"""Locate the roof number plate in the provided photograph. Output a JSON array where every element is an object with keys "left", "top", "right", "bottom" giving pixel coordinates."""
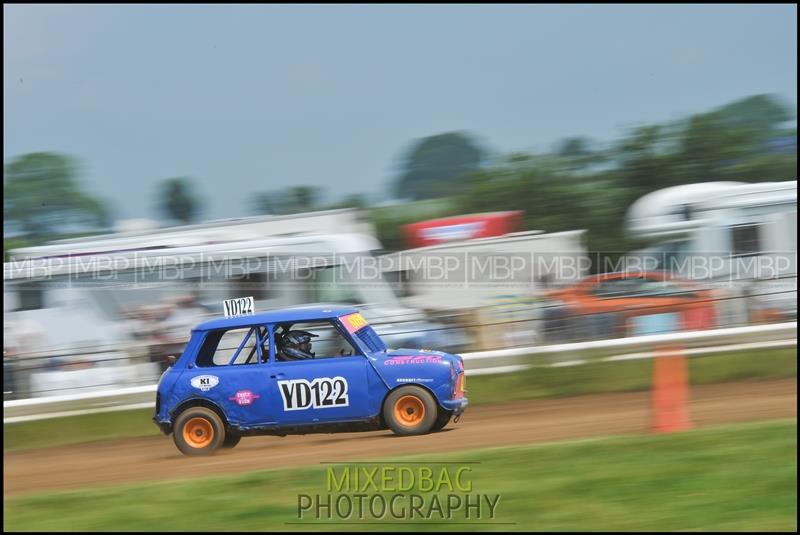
[{"left": 223, "top": 296, "right": 255, "bottom": 318}]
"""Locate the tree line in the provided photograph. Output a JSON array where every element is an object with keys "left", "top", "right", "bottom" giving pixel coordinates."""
[
  {"left": 4, "top": 94, "right": 796, "bottom": 261},
  {"left": 377, "top": 94, "right": 796, "bottom": 258}
]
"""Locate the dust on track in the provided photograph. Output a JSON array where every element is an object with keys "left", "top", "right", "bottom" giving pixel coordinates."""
[{"left": 4, "top": 378, "right": 796, "bottom": 498}]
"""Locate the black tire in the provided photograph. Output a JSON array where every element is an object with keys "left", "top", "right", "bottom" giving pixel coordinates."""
[
  {"left": 222, "top": 433, "right": 241, "bottom": 449},
  {"left": 432, "top": 410, "right": 453, "bottom": 432},
  {"left": 383, "top": 386, "right": 438, "bottom": 436},
  {"left": 173, "top": 406, "right": 226, "bottom": 456}
]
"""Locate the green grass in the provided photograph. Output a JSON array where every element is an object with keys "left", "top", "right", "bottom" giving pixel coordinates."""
[
  {"left": 4, "top": 419, "right": 796, "bottom": 531},
  {"left": 3, "top": 408, "right": 158, "bottom": 452},
  {"left": 467, "top": 348, "right": 798, "bottom": 405},
  {"left": 4, "top": 348, "right": 796, "bottom": 452}
]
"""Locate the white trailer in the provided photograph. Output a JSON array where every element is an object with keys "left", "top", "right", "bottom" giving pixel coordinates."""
[
  {"left": 380, "top": 229, "right": 588, "bottom": 311},
  {"left": 378, "top": 230, "right": 588, "bottom": 349}
]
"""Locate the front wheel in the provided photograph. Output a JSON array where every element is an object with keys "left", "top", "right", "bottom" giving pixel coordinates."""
[
  {"left": 383, "top": 386, "right": 438, "bottom": 436},
  {"left": 173, "top": 407, "right": 226, "bottom": 456},
  {"left": 432, "top": 410, "right": 453, "bottom": 432}
]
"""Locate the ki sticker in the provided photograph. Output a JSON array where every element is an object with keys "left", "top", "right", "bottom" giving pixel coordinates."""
[{"left": 190, "top": 375, "right": 219, "bottom": 391}]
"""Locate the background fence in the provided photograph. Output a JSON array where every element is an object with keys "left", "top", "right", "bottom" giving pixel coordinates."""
[{"left": 4, "top": 321, "right": 795, "bottom": 423}]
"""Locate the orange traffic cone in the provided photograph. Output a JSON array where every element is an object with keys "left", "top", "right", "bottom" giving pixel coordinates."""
[{"left": 651, "top": 345, "right": 693, "bottom": 433}]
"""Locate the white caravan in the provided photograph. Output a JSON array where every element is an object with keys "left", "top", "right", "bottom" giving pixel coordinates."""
[
  {"left": 8, "top": 208, "right": 376, "bottom": 260},
  {"left": 626, "top": 180, "right": 797, "bottom": 321}
]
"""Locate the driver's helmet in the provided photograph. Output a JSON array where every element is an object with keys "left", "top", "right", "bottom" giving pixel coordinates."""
[{"left": 281, "top": 330, "right": 319, "bottom": 360}]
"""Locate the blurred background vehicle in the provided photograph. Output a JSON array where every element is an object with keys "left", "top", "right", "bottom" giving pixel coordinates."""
[
  {"left": 628, "top": 180, "right": 797, "bottom": 323},
  {"left": 539, "top": 271, "right": 719, "bottom": 343},
  {"left": 380, "top": 212, "right": 588, "bottom": 349}
]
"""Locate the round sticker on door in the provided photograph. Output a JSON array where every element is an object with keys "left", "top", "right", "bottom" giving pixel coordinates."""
[{"left": 190, "top": 375, "right": 219, "bottom": 392}]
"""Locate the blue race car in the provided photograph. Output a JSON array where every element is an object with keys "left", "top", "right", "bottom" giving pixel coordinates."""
[{"left": 153, "top": 305, "right": 468, "bottom": 455}]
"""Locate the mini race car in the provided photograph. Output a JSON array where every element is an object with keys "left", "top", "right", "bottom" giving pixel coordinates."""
[{"left": 153, "top": 305, "right": 468, "bottom": 455}]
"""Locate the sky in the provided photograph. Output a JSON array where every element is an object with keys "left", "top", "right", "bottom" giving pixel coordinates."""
[{"left": 4, "top": 4, "right": 797, "bottom": 223}]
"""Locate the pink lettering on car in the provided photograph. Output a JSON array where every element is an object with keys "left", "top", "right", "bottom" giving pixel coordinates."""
[
  {"left": 384, "top": 355, "right": 444, "bottom": 365},
  {"left": 229, "top": 390, "right": 261, "bottom": 406}
]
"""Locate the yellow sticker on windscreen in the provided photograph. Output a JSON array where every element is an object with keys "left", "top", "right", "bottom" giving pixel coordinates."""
[{"left": 340, "top": 312, "right": 369, "bottom": 334}]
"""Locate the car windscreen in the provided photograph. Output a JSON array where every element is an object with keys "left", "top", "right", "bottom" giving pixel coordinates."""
[{"left": 339, "top": 312, "right": 387, "bottom": 352}]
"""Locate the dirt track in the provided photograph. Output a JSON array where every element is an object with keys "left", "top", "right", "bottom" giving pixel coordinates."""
[{"left": 4, "top": 378, "right": 796, "bottom": 498}]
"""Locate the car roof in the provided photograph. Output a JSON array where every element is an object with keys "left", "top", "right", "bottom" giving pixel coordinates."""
[{"left": 193, "top": 305, "right": 360, "bottom": 332}]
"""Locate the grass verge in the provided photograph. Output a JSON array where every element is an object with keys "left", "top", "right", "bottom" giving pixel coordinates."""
[{"left": 467, "top": 347, "right": 797, "bottom": 405}]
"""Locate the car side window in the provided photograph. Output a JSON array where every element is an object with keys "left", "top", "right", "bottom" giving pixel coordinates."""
[
  {"left": 591, "top": 278, "right": 696, "bottom": 299},
  {"left": 635, "top": 280, "right": 697, "bottom": 298},
  {"left": 195, "top": 326, "right": 269, "bottom": 367},
  {"left": 274, "top": 320, "right": 361, "bottom": 362},
  {"left": 591, "top": 279, "right": 643, "bottom": 298}
]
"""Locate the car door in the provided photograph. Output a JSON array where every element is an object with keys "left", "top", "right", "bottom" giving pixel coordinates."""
[
  {"left": 265, "top": 356, "right": 373, "bottom": 425},
  {"left": 263, "top": 323, "right": 372, "bottom": 426}
]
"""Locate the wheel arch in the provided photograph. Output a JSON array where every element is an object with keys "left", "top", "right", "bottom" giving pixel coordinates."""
[
  {"left": 170, "top": 398, "right": 229, "bottom": 431},
  {"left": 380, "top": 383, "right": 446, "bottom": 419}
]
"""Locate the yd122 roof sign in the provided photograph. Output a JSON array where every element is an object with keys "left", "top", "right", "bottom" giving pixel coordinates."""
[{"left": 223, "top": 296, "right": 255, "bottom": 318}]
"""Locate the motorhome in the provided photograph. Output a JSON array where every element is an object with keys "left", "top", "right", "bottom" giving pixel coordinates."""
[{"left": 626, "top": 180, "right": 797, "bottom": 322}]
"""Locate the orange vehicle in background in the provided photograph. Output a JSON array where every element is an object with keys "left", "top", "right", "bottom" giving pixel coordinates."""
[{"left": 540, "top": 271, "right": 718, "bottom": 342}]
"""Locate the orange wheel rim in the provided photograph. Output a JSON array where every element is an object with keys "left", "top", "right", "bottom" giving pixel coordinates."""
[
  {"left": 394, "top": 395, "right": 425, "bottom": 427},
  {"left": 183, "top": 417, "right": 214, "bottom": 448}
]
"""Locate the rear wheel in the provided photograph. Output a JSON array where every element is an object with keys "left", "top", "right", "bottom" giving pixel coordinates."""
[
  {"left": 383, "top": 386, "right": 438, "bottom": 436},
  {"left": 222, "top": 433, "right": 241, "bottom": 449},
  {"left": 173, "top": 407, "right": 225, "bottom": 456}
]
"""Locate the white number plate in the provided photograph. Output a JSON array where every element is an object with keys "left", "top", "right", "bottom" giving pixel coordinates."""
[{"left": 223, "top": 296, "right": 255, "bottom": 318}]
